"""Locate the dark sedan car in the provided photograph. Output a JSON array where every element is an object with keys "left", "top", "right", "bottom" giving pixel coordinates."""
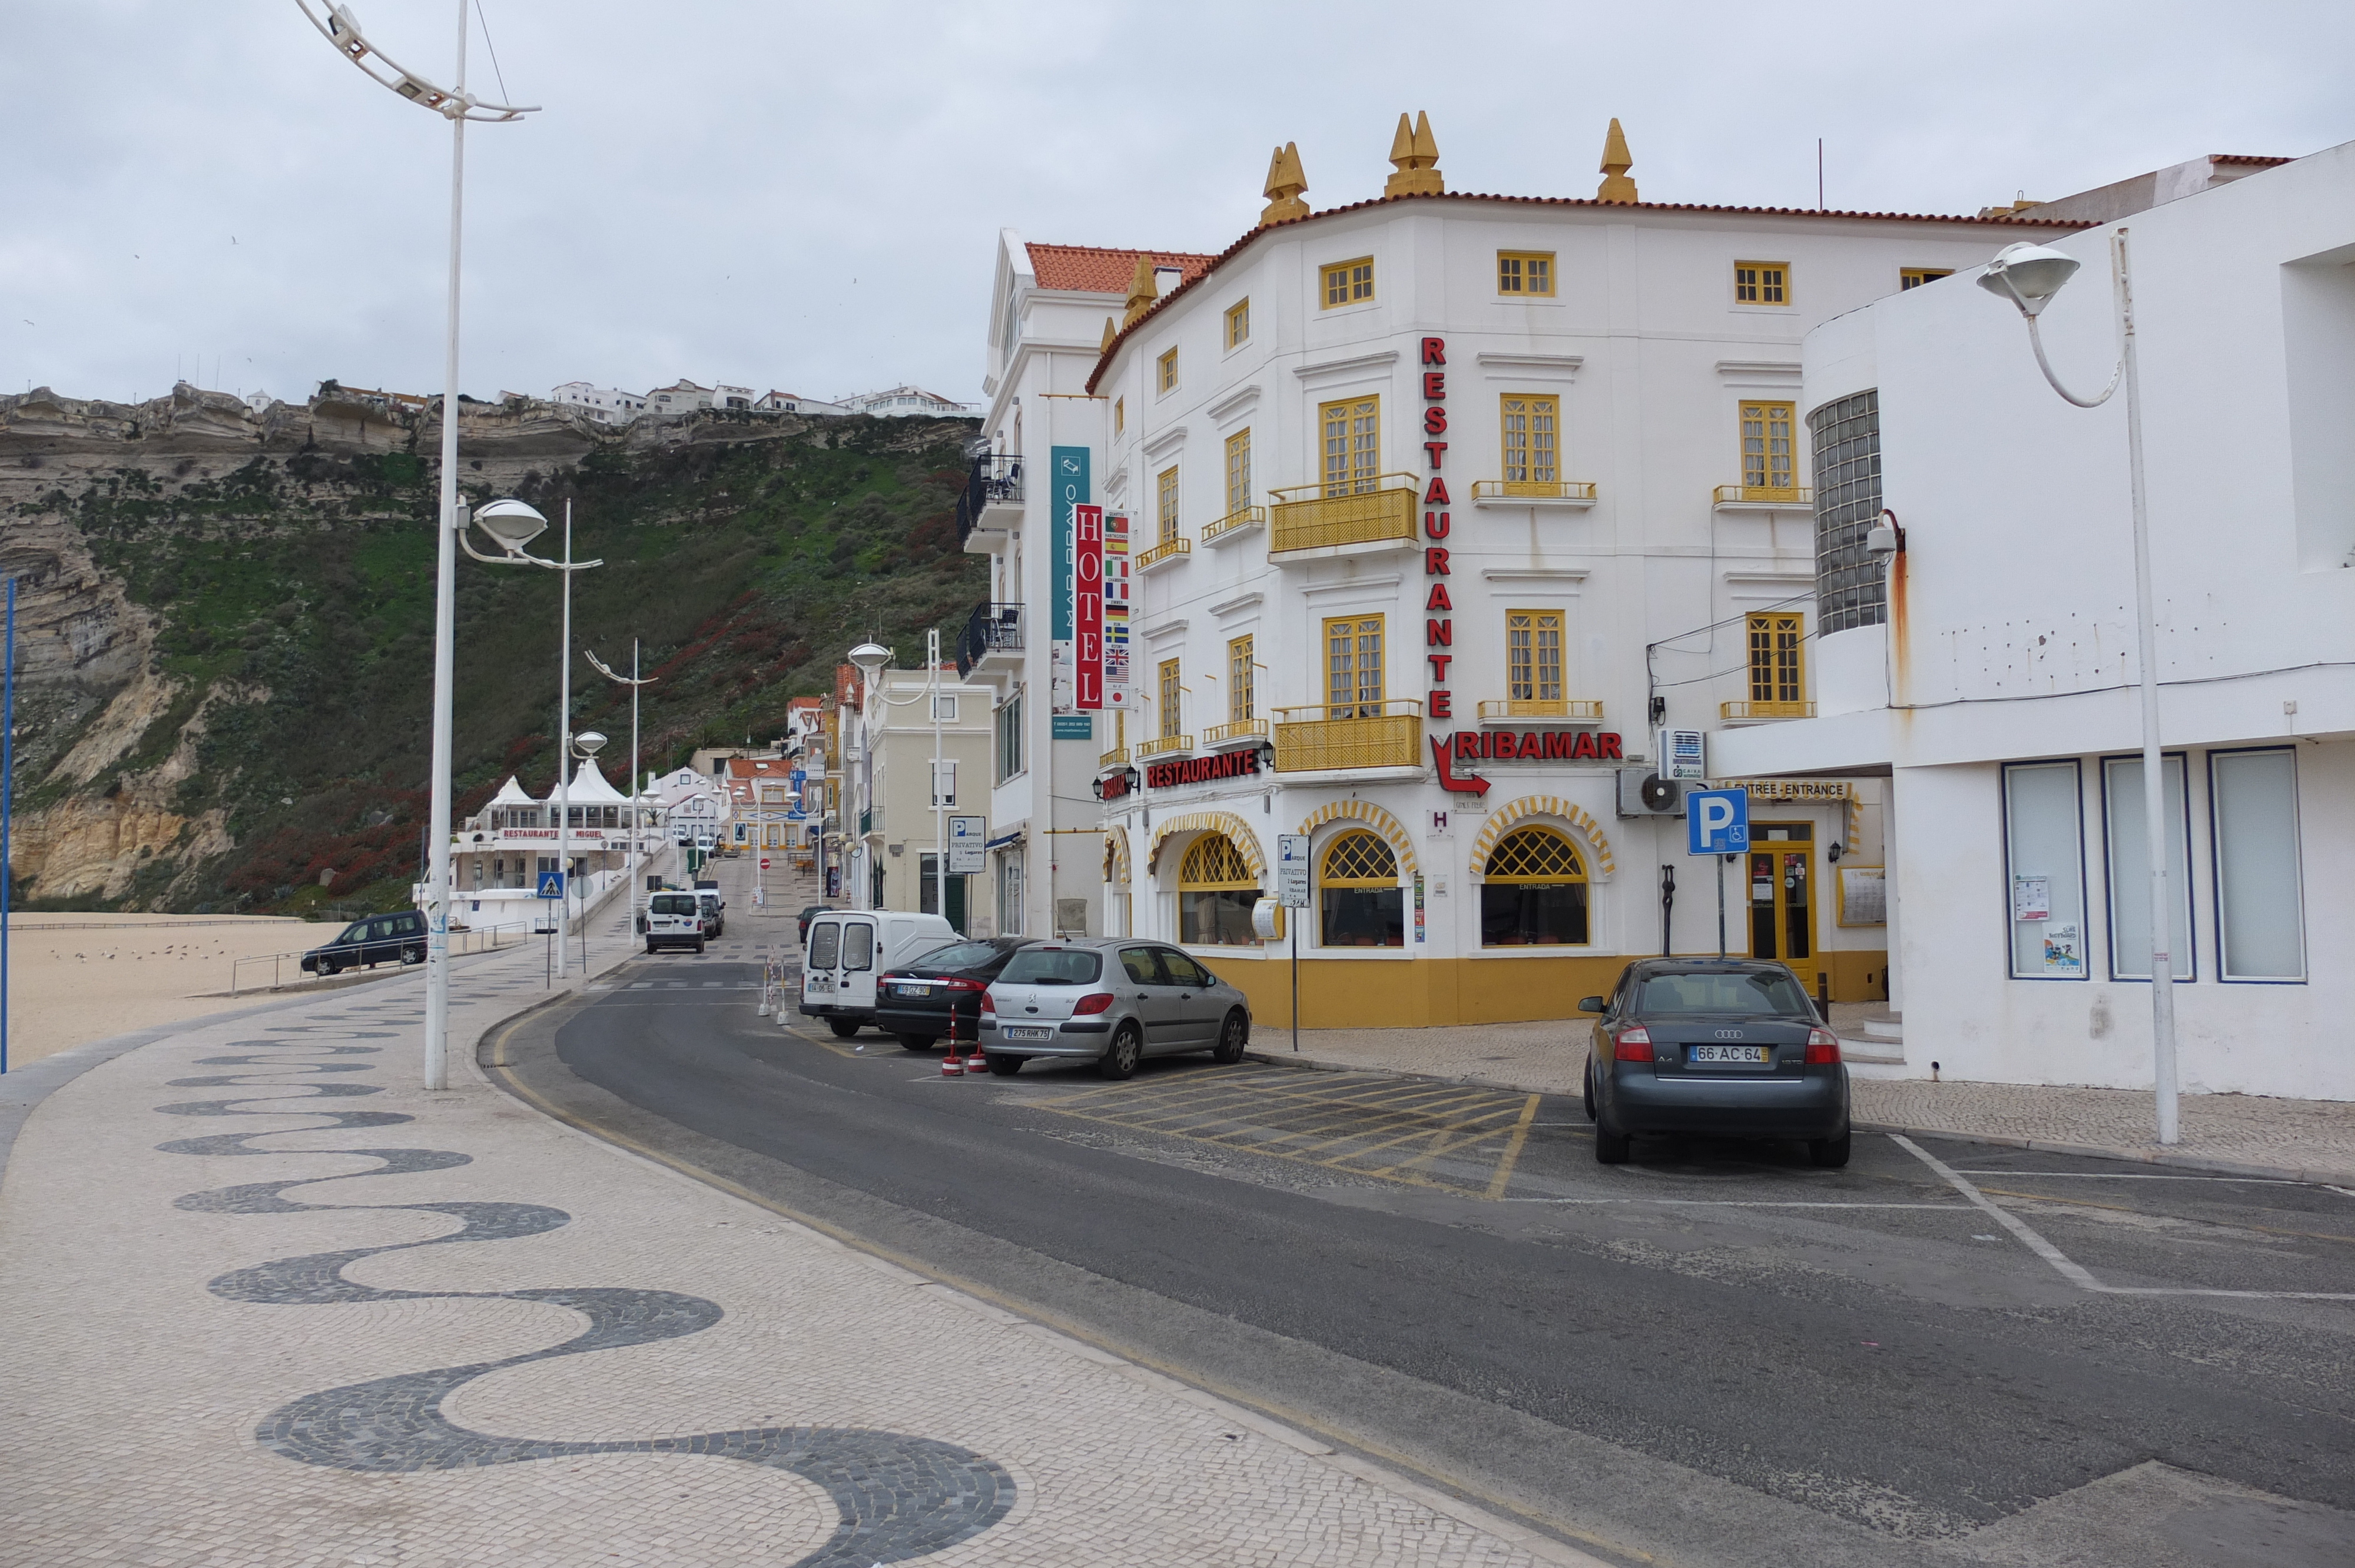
[
  {"left": 1581, "top": 958, "right": 1849, "bottom": 1167},
  {"left": 300, "top": 910, "right": 428, "bottom": 976},
  {"left": 874, "top": 937, "right": 1033, "bottom": 1051},
  {"left": 797, "top": 903, "right": 835, "bottom": 943}
]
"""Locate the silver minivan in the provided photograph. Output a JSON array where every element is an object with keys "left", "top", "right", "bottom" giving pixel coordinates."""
[{"left": 978, "top": 938, "right": 1251, "bottom": 1078}]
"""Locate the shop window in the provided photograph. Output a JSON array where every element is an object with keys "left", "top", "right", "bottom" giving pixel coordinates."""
[
  {"left": 1480, "top": 825, "right": 1589, "bottom": 946},
  {"left": 1229, "top": 634, "right": 1255, "bottom": 722},
  {"left": 1497, "top": 251, "right": 1554, "bottom": 296},
  {"left": 1741, "top": 401, "right": 1799, "bottom": 494},
  {"left": 1321, "top": 256, "right": 1375, "bottom": 308},
  {"left": 1226, "top": 298, "right": 1250, "bottom": 348},
  {"left": 1734, "top": 261, "right": 1789, "bottom": 305},
  {"left": 1319, "top": 396, "right": 1380, "bottom": 496},
  {"left": 2002, "top": 760, "right": 2087, "bottom": 979},
  {"left": 1746, "top": 612, "right": 1805, "bottom": 707},
  {"left": 2102, "top": 754, "right": 2195, "bottom": 981},
  {"left": 2210, "top": 748, "right": 2306, "bottom": 981},
  {"left": 1179, "top": 832, "right": 1261, "bottom": 945},
  {"left": 1324, "top": 614, "right": 1385, "bottom": 717},
  {"left": 1225, "top": 427, "right": 1252, "bottom": 516},
  {"left": 1157, "top": 464, "right": 1180, "bottom": 545},
  {"left": 1320, "top": 829, "right": 1402, "bottom": 947}
]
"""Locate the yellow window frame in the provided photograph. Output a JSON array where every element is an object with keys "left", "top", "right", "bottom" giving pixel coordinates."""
[
  {"left": 1323, "top": 614, "right": 1385, "bottom": 718},
  {"left": 1506, "top": 609, "right": 1564, "bottom": 703},
  {"left": 1179, "top": 832, "right": 1256, "bottom": 891},
  {"left": 1158, "top": 657, "right": 1182, "bottom": 739},
  {"left": 1225, "top": 298, "right": 1250, "bottom": 348},
  {"left": 1229, "top": 634, "right": 1255, "bottom": 722},
  {"left": 1157, "top": 347, "right": 1178, "bottom": 393},
  {"left": 1156, "top": 465, "right": 1180, "bottom": 543},
  {"left": 1321, "top": 256, "right": 1375, "bottom": 308},
  {"left": 1740, "top": 401, "right": 1797, "bottom": 494},
  {"left": 1497, "top": 250, "right": 1555, "bottom": 297},
  {"left": 1224, "top": 427, "right": 1252, "bottom": 516},
  {"left": 1900, "top": 267, "right": 1953, "bottom": 290},
  {"left": 1113, "top": 396, "right": 1124, "bottom": 436},
  {"left": 1319, "top": 829, "right": 1399, "bottom": 887},
  {"left": 1733, "top": 260, "right": 1789, "bottom": 305},
  {"left": 1746, "top": 612, "right": 1806, "bottom": 705},
  {"left": 1499, "top": 394, "right": 1558, "bottom": 488},
  {"left": 1483, "top": 825, "right": 1586, "bottom": 884},
  {"left": 1318, "top": 396, "right": 1380, "bottom": 497}
]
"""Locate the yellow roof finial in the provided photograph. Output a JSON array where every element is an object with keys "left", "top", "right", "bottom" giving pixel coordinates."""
[
  {"left": 1123, "top": 253, "right": 1158, "bottom": 327},
  {"left": 1384, "top": 110, "right": 1444, "bottom": 197},
  {"left": 1100, "top": 315, "right": 1117, "bottom": 353},
  {"left": 1597, "top": 118, "right": 1637, "bottom": 203},
  {"left": 1259, "top": 141, "right": 1309, "bottom": 227}
]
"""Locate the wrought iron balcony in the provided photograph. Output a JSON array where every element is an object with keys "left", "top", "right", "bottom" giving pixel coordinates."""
[
  {"left": 1136, "top": 534, "right": 1192, "bottom": 572},
  {"left": 1476, "top": 698, "right": 1605, "bottom": 725},
  {"left": 1202, "top": 717, "right": 1269, "bottom": 748},
  {"left": 954, "top": 600, "right": 1024, "bottom": 679},
  {"left": 1273, "top": 699, "right": 1422, "bottom": 772},
  {"left": 1201, "top": 504, "right": 1266, "bottom": 546},
  {"left": 1268, "top": 473, "right": 1419, "bottom": 557},
  {"left": 954, "top": 453, "right": 1027, "bottom": 546}
]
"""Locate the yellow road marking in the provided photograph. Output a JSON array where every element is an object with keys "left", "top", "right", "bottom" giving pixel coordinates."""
[{"left": 1484, "top": 1095, "right": 1543, "bottom": 1201}]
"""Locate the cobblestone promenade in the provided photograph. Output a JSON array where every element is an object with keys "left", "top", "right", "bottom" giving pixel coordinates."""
[{"left": 0, "top": 903, "right": 1591, "bottom": 1568}]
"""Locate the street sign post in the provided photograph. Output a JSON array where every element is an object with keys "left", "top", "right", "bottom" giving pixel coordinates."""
[
  {"left": 948, "top": 815, "right": 986, "bottom": 874},
  {"left": 1277, "top": 833, "right": 1311, "bottom": 1053},
  {"left": 536, "top": 871, "right": 566, "bottom": 900},
  {"left": 1684, "top": 789, "right": 1750, "bottom": 959}
]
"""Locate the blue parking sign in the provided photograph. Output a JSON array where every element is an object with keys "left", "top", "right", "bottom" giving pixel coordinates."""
[
  {"left": 537, "top": 871, "right": 566, "bottom": 899},
  {"left": 1686, "top": 789, "right": 1750, "bottom": 855}
]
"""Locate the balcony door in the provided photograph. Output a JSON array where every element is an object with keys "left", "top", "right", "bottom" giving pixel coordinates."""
[{"left": 1324, "top": 614, "right": 1385, "bottom": 719}]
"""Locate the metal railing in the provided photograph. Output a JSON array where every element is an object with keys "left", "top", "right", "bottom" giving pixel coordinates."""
[
  {"left": 1136, "top": 534, "right": 1192, "bottom": 570},
  {"left": 1135, "top": 733, "right": 1193, "bottom": 759},
  {"left": 954, "top": 600, "right": 1024, "bottom": 678},
  {"left": 1203, "top": 716, "right": 1269, "bottom": 747},
  {"left": 1268, "top": 472, "right": 1418, "bottom": 555},
  {"left": 1272, "top": 699, "right": 1422, "bottom": 772},
  {"left": 1201, "top": 504, "right": 1266, "bottom": 545},
  {"left": 230, "top": 923, "right": 517, "bottom": 996},
  {"left": 1470, "top": 479, "right": 1597, "bottom": 503},
  {"left": 1476, "top": 697, "right": 1606, "bottom": 722},
  {"left": 954, "top": 452, "right": 1026, "bottom": 546},
  {"left": 1720, "top": 699, "right": 1816, "bottom": 720},
  {"left": 1099, "top": 744, "right": 1131, "bottom": 768},
  {"left": 1712, "top": 484, "right": 1814, "bottom": 506}
]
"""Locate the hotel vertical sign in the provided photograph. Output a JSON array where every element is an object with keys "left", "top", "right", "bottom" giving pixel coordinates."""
[
  {"left": 1050, "top": 446, "right": 1088, "bottom": 716},
  {"left": 1073, "top": 503, "right": 1104, "bottom": 710}
]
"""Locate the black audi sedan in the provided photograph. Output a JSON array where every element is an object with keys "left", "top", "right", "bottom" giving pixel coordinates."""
[
  {"left": 1580, "top": 958, "right": 1850, "bottom": 1167},
  {"left": 874, "top": 936, "right": 1033, "bottom": 1051}
]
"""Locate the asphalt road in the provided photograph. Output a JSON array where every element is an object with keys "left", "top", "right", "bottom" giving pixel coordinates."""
[{"left": 488, "top": 945, "right": 2355, "bottom": 1568}]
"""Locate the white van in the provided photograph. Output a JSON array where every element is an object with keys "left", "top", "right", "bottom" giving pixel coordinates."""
[
  {"left": 644, "top": 890, "right": 705, "bottom": 954},
  {"left": 798, "top": 911, "right": 958, "bottom": 1038}
]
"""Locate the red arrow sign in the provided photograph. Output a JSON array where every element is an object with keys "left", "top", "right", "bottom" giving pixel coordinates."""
[{"left": 1431, "top": 736, "right": 1490, "bottom": 795}]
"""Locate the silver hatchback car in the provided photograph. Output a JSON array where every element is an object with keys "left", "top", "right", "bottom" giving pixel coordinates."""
[{"left": 979, "top": 938, "right": 1252, "bottom": 1078}]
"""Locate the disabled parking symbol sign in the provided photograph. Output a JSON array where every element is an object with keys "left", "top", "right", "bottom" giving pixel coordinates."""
[{"left": 1686, "top": 789, "right": 1750, "bottom": 855}]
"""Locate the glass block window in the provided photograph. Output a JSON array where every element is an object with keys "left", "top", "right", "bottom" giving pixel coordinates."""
[{"left": 1809, "top": 388, "right": 1885, "bottom": 633}]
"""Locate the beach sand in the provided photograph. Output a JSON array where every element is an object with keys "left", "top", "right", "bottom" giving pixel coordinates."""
[{"left": 1, "top": 913, "right": 334, "bottom": 1066}]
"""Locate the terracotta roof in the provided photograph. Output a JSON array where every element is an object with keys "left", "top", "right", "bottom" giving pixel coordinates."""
[
  {"left": 1025, "top": 243, "right": 1218, "bottom": 295},
  {"left": 1084, "top": 188, "right": 2085, "bottom": 393},
  {"left": 2210, "top": 154, "right": 2293, "bottom": 167}
]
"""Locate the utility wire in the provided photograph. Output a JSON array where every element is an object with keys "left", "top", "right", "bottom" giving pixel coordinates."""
[{"left": 473, "top": 0, "right": 512, "bottom": 105}]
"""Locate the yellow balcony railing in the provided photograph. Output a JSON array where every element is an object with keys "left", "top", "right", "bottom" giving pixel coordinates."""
[
  {"left": 1268, "top": 473, "right": 1419, "bottom": 555},
  {"left": 1713, "top": 484, "right": 1814, "bottom": 506},
  {"left": 1272, "top": 700, "right": 1422, "bottom": 772},
  {"left": 1136, "top": 534, "right": 1192, "bottom": 570},
  {"left": 1720, "top": 699, "right": 1816, "bottom": 720},
  {"left": 1135, "top": 733, "right": 1194, "bottom": 759},
  {"left": 1476, "top": 698, "right": 1606, "bottom": 723},
  {"left": 1470, "top": 479, "right": 1598, "bottom": 503},
  {"left": 1201, "top": 504, "right": 1266, "bottom": 545},
  {"left": 1202, "top": 716, "right": 1269, "bottom": 747},
  {"left": 1099, "top": 745, "right": 1130, "bottom": 768}
]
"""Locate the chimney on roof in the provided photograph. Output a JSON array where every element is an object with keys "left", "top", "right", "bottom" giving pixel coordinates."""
[
  {"left": 1261, "top": 141, "right": 1310, "bottom": 227},
  {"left": 1123, "top": 254, "right": 1159, "bottom": 327},
  {"left": 1597, "top": 118, "right": 1638, "bottom": 204},
  {"left": 1384, "top": 111, "right": 1444, "bottom": 198}
]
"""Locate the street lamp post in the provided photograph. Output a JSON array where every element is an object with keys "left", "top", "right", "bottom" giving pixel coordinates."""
[
  {"left": 570, "top": 729, "right": 608, "bottom": 972},
  {"left": 846, "top": 633, "right": 948, "bottom": 930},
  {"left": 586, "top": 642, "right": 658, "bottom": 943},
  {"left": 1979, "top": 232, "right": 2178, "bottom": 1145},
  {"left": 297, "top": 1, "right": 536, "bottom": 1090}
]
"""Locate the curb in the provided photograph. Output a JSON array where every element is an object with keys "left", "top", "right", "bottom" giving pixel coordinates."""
[{"left": 1239, "top": 1049, "right": 2355, "bottom": 1189}]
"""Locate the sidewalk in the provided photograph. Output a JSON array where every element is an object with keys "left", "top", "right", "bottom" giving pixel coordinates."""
[
  {"left": 0, "top": 874, "right": 1592, "bottom": 1566},
  {"left": 1244, "top": 1019, "right": 2355, "bottom": 1187}
]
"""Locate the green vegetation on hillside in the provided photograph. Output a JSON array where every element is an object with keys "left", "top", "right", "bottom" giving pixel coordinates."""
[{"left": 34, "top": 416, "right": 983, "bottom": 913}]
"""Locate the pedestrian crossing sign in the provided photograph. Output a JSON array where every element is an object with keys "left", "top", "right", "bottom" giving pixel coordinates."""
[{"left": 537, "top": 871, "right": 566, "bottom": 899}]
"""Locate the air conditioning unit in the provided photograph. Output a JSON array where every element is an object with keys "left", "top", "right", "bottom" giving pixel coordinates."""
[{"left": 1617, "top": 768, "right": 1687, "bottom": 818}]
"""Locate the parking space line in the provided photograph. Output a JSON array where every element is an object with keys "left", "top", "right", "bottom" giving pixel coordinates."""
[{"left": 1484, "top": 1097, "right": 1542, "bottom": 1200}]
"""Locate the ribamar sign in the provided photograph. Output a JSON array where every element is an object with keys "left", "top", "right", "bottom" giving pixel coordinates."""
[{"left": 1430, "top": 730, "right": 1624, "bottom": 795}]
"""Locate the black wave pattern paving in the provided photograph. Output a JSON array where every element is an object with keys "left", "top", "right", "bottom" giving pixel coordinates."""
[{"left": 157, "top": 1036, "right": 1015, "bottom": 1567}]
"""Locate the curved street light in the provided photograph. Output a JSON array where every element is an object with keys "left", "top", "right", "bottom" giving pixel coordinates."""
[
  {"left": 844, "top": 634, "right": 953, "bottom": 930},
  {"left": 586, "top": 646, "right": 659, "bottom": 939},
  {"left": 296, "top": 0, "right": 538, "bottom": 1090},
  {"left": 1981, "top": 229, "right": 2177, "bottom": 1144}
]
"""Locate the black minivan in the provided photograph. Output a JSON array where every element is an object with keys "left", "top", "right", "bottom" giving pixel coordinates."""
[{"left": 300, "top": 911, "right": 429, "bottom": 976}]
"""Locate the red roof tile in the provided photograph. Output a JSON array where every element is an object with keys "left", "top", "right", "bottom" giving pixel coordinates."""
[{"left": 1025, "top": 243, "right": 1218, "bottom": 295}]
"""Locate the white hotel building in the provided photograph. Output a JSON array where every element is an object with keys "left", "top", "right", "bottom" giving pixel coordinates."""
[
  {"left": 959, "top": 120, "right": 2084, "bottom": 1028},
  {"left": 1718, "top": 141, "right": 2352, "bottom": 1099}
]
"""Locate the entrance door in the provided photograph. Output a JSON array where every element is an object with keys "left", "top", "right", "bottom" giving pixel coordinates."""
[
  {"left": 1746, "top": 822, "right": 1819, "bottom": 995},
  {"left": 919, "top": 855, "right": 968, "bottom": 934}
]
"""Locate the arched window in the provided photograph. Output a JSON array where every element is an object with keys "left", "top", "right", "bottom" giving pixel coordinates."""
[
  {"left": 1320, "top": 829, "right": 1402, "bottom": 947},
  {"left": 1178, "top": 833, "right": 1260, "bottom": 945},
  {"left": 1480, "top": 825, "right": 1588, "bottom": 946}
]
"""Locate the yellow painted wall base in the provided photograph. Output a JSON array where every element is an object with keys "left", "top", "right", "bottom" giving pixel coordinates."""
[{"left": 1196, "top": 949, "right": 1890, "bottom": 1029}]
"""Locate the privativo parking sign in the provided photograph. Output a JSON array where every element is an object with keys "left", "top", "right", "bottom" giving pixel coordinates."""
[{"left": 1685, "top": 789, "right": 1750, "bottom": 855}]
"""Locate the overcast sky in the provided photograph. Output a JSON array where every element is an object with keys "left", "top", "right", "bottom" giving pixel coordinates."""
[{"left": 5, "top": 1, "right": 2349, "bottom": 411}]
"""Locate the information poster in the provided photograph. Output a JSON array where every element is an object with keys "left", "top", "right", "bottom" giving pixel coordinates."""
[
  {"left": 2042, "top": 922, "right": 2082, "bottom": 975},
  {"left": 2012, "top": 876, "right": 2051, "bottom": 923}
]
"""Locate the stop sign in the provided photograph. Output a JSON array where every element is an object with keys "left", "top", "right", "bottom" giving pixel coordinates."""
[{"left": 760, "top": 858, "right": 771, "bottom": 870}]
